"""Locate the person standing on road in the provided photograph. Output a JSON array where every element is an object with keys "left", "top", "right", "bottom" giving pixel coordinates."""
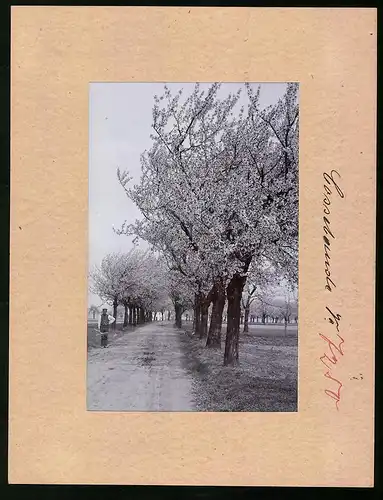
[{"left": 97, "top": 308, "right": 116, "bottom": 348}]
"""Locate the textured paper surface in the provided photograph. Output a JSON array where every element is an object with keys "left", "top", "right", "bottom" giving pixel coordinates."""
[{"left": 10, "top": 7, "right": 376, "bottom": 486}]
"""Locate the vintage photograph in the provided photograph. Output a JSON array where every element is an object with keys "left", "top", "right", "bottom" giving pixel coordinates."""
[{"left": 87, "top": 82, "right": 299, "bottom": 412}]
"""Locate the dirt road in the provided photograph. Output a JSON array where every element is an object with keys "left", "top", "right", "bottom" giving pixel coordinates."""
[{"left": 87, "top": 322, "right": 195, "bottom": 411}]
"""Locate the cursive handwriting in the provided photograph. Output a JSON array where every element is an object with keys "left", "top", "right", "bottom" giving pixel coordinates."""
[
  {"left": 320, "top": 169, "right": 345, "bottom": 410},
  {"left": 325, "top": 306, "right": 341, "bottom": 332},
  {"left": 322, "top": 170, "right": 344, "bottom": 292},
  {"left": 320, "top": 307, "right": 344, "bottom": 410}
]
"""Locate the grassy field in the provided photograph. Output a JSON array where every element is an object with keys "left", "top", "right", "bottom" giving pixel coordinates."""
[{"left": 180, "top": 323, "right": 298, "bottom": 412}]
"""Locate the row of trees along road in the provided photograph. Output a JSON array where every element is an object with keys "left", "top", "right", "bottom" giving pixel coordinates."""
[
  {"left": 107, "top": 82, "right": 298, "bottom": 366},
  {"left": 89, "top": 250, "right": 297, "bottom": 334},
  {"left": 90, "top": 250, "right": 172, "bottom": 329}
]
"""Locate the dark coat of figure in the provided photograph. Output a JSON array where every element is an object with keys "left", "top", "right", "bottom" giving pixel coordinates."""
[{"left": 98, "top": 308, "right": 116, "bottom": 348}]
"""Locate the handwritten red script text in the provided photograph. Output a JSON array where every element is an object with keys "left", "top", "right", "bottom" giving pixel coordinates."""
[{"left": 320, "top": 307, "right": 344, "bottom": 410}]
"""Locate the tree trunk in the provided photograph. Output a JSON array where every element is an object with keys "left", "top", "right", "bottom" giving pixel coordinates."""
[
  {"left": 199, "top": 301, "right": 209, "bottom": 339},
  {"left": 112, "top": 296, "right": 118, "bottom": 330},
  {"left": 174, "top": 304, "right": 182, "bottom": 328},
  {"left": 128, "top": 305, "right": 133, "bottom": 325},
  {"left": 284, "top": 318, "right": 288, "bottom": 336},
  {"left": 193, "top": 293, "right": 202, "bottom": 336},
  {"left": 167, "top": 311, "right": 171, "bottom": 321},
  {"left": 206, "top": 280, "right": 226, "bottom": 348},
  {"left": 123, "top": 302, "right": 129, "bottom": 328},
  {"left": 161, "top": 311, "right": 164, "bottom": 321},
  {"left": 224, "top": 273, "right": 247, "bottom": 366},
  {"left": 132, "top": 307, "right": 137, "bottom": 326},
  {"left": 243, "top": 304, "right": 250, "bottom": 333}
]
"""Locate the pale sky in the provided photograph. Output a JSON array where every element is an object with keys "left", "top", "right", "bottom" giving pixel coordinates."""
[{"left": 88, "top": 82, "right": 288, "bottom": 307}]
